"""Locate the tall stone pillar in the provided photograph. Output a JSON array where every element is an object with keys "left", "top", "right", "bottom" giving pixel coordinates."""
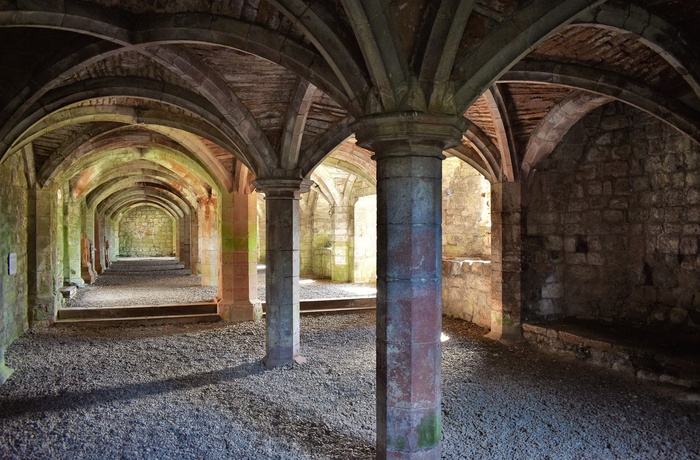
[
  {"left": 486, "top": 181, "right": 524, "bottom": 343},
  {"left": 198, "top": 199, "right": 218, "bottom": 287},
  {"left": 219, "top": 190, "right": 262, "bottom": 322},
  {"left": 355, "top": 113, "right": 465, "bottom": 459},
  {"left": 64, "top": 197, "right": 84, "bottom": 286},
  {"left": 28, "top": 189, "right": 58, "bottom": 325},
  {"left": 254, "top": 178, "right": 312, "bottom": 368},
  {"left": 331, "top": 205, "right": 353, "bottom": 282}
]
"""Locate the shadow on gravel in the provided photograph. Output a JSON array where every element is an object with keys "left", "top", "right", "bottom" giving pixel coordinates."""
[{"left": 0, "top": 362, "right": 265, "bottom": 419}]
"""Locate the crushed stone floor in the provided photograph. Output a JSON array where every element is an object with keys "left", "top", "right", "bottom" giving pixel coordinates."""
[
  {"left": 2, "top": 258, "right": 699, "bottom": 459},
  {"left": 66, "top": 257, "right": 376, "bottom": 308}
]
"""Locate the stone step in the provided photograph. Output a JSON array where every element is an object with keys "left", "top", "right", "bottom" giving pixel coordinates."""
[
  {"left": 57, "top": 302, "right": 218, "bottom": 320},
  {"left": 262, "top": 297, "right": 376, "bottom": 315},
  {"left": 54, "top": 313, "right": 221, "bottom": 328},
  {"left": 523, "top": 321, "right": 700, "bottom": 390}
]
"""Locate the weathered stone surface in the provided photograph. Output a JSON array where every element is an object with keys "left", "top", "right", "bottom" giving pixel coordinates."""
[
  {"left": 525, "top": 103, "right": 700, "bottom": 331},
  {"left": 118, "top": 206, "right": 175, "bottom": 257}
]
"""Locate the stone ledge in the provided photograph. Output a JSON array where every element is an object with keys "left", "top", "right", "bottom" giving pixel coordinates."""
[
  {"left": 59, "top": 286, "right": 78, "bottom": 299},
  {"left": 523, "top": 320, "right": 700, "bottom": 390}
]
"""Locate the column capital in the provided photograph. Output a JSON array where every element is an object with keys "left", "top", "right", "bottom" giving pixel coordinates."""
[
  {"left": 352, "top": 112, "right": 467, "bottom": 160},
  {"left": 253, "top": 178, "right": 314, "bottom": 199}
]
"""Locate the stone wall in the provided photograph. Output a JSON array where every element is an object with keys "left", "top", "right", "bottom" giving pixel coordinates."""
[
  {"left": 0, "top": 153, "right": 29, "bottom": 353},
  {"left": 118, "top": 206, "right": 175, "bottom": 257},
  {"left": 299, "top": 193, "right": 314, "bottom": 275},
  {"left": 442, "top": 259, "right": 491, "bottom": 328},
  {"left": 525, "top": 102, "right": 700, "bottom": 331},
  {"left": 353, "top": 194, "right": 376, "bottom": 283},
  {"left": 311, "top": 196, "right": 332, "bottom": 278},
  {"left": 441, "top": 158, "right": 492, "bottom": 325},
  {"left": 442, "top": 157, "right": 491, "bottom": 258},
  {"left": 257, "top": 193, "right": 266, "bottom": 264}
]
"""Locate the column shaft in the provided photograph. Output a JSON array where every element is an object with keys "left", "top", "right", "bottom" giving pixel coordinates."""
[
  {"left": 255, "top": 179, "right": 311, "bottom": 368},
  {"left": 376, "top": 154, "right": 443, "bottom": 459},
  {"left": 219, "top": 191, "right": 262, "bottom": 321},
  {"left": 486, "top": 181, "right": 524, "bottom": 343},
  {"left": 354, "top": 113, "right": 465, "bottom": 460}
]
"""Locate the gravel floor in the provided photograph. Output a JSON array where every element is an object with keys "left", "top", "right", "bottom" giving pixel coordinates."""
[
  {"left": 67, "top": 258, "right": 376, "bottom": 308},
  {"left": 1, "top": 316, "right": 699, "bottom": 459}
]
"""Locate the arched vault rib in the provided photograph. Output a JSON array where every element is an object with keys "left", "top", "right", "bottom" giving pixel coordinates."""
[
  {"left": 445, "top": 145, "right": 495, "bottom": 183},
  {"left": 85, "top": 165, "right": 196, "bottom": 209},
  {"left": 75, "top": 168, "right": 201, "bottom": 210},
  {"left": 453, "top": 0, "right": 608, "bottom": 112},
  {"left": 502, "top": 60, "right": 700, "bottom": 145},
  {"left": 50, "top": 136, "right": 216, "bottom": 200},
  {"left": 482, "top": 86, "right": 517, "bottom": 182},
  {"left": 130, "top": 15, "right": 350, "bottom": 111},
  {"left": 310, "top": 166, "right": 342, "bottom": 207},
  {"left": 463, "top": 119, "right": 502, "bottom": 182},
  {"left": 56, "top": 147, "right": 216, "bottom": 205},
  {"left": 0, "top": 41, "right": 123, "bottom": 137},
  {"left": 114, "top": 202, "right": 181, "bottom": 224},
  {"left": 279, "top": 78, "right": 317, "bottom": 172},
  {"left": 415, "top": 0, "right": 474, "bottom": 111},
  {"left": 299, "top": 117, "right": 355, "bottom": 177},
  {"left": 40, "top": 123, "right": 231, "bottom": 192},
  {"left": 104, "top": 193, "right": 184, "bottom": 222},
  {"left": 0, "top": 7, "right": 350, "bottom": 110},
  {"left": 267, "top": 0, "right": 369, "bottom": 113},
  {"left": 522, "top": 91, "right": 612, "bottom": 181},
  {"left": 94, "top": 179, "right": 192, "bottom": 217},
  {"left": 1, "top": 77, "right": 253, "bottom": 175},
  {"left": 24, "top": 104, "right": 241, "bottom": 183},
  {"left": 341, "top": 0, "right": 410, "bottom": 111},
  {"left": 574, "top": 3, "right": 700, "bottom": 106},
  {"left": 140, "top": 44, "right": 277, "bottom": 177}
]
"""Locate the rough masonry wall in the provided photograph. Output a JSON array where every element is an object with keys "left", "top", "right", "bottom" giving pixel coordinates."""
[
  {"left": 257, "top": 194, "right": 266, "bottom": 264},
  {"left": 353, "top": 194, "right": 376, "bottom": 283},
  {"left": 118, "top": 207, "right": 175, "bottom": 257},
  {"left": 0, "top": 153, "right": 29, "bottom": 351},
  {"left": 525, "top": 102, "right": 700, "bottom": 331},
  {"left": 442, "top": 157, "right": 491, "bottom": 259},
  {"left": 441, "top": 158, "right": 492, "bottom": 326},
  {"left": 299, "top": 193, "right": 314, "bottom": 275},
  {"left": 310, "top": 197, "right": 332, "bottom": 278}
]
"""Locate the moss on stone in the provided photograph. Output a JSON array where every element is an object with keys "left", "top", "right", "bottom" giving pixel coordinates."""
[{"left": 417, "top": 411, "right": 442, "bottom": 448}]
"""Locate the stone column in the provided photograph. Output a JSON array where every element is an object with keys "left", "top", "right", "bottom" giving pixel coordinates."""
[
  {"left": 198, "top": 198, "right": 218, "bottom": 287},
  {"left": 486, "top": 181, "right": 524, "bottom": 343},
  {"left": 64, "top": 197, "right": 84, "bottom": 286},
  {"left": 28, "top": 189, "right": 58, "bottom": 325},
  {"left": 254, "top": 178, "right": 312, "bottom": 368},
  {"left": 331, "top": 205, "right": 353, "bottom": 282},
  {"left": 355, "top": 113, "right": 465, "bottom": 459},
  {"left": 219, "top": 190, "right": 262, "bottom": 322}
]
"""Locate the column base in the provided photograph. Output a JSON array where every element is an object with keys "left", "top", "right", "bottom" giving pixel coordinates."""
[
  {"left": 67, "top": 277, "right": 85, "bottom": 287},
  {"left": 263, "top": 355, "right": 307, "bottom": 369},
  {"left": 485, "top": 324, "right": 524, "bottom": 344},
  {"left": 218, "top": 300, "right": 263, "bottom": 322},
  {"left": 0, "top": 349, "right": 13, "bottom": 385},
  {"left": 385, "top": 446, "right": 441, "bottom": 460}
]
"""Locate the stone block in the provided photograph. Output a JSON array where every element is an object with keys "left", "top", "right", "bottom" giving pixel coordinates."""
[
  {"left": 680, "top": 237, "right": 698, "bottom": 255},
  {"left": 657, "top": 235, "right": 680, "bottom": 253}
]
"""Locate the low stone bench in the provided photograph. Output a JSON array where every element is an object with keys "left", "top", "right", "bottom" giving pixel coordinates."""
[{"left": 523, "top": 320, "right": 700, "bottom": 390}]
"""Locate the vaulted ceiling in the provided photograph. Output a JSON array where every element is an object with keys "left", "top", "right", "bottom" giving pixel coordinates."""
[{"left": 0, "top": 0, "right": 698, "bottom": 218}]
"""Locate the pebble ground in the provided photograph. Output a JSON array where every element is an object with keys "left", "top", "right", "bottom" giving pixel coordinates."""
[{"left": 3, "top": 259, "right": 699, "bottom": 459}]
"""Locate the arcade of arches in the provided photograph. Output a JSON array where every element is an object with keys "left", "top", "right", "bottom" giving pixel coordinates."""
[{"left": 1, "top": 1, "right": 699, "bottom": 458}]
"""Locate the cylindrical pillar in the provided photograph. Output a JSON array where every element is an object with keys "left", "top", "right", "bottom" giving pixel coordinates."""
[
  {"left": 355, "top": 113, "right": 465, "bottom": 459},
  {"left": 254, "top": 178, "right": 312, "bottom": 368}
]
